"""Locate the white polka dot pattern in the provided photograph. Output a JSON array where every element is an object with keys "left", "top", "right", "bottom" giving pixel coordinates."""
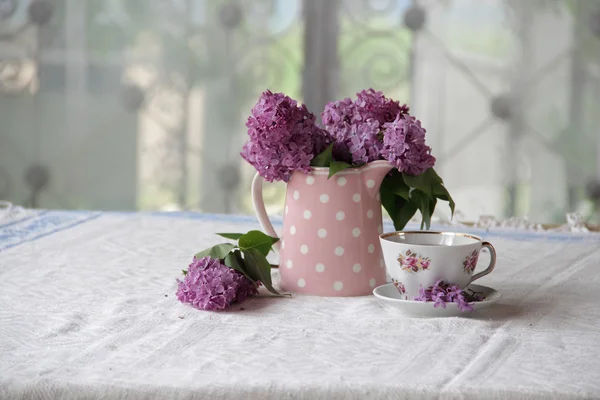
[{"left": 277, "top": 167, "right": 388, "bottom": 296}]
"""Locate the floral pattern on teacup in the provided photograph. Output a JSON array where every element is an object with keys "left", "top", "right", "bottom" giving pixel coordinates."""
[
  {"left": 397, "top": 250, "right": 431, "bottom": 273},
  {"left": 393, "top": 279, "right": 406, "bottom": 294},
  {"left": 392, "top": 279, "right": 408, "bottom": 300},
  {"left": 463, "top": 250, "right": 479, "bottom": 273}
]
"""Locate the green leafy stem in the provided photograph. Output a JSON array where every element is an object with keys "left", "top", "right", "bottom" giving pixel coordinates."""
[
  {"left": 184, "top": 230, "right": 288, "bottom": 297},
  {"left": 381, "top": 168, "right": 455, "bottom": 231},
  {"left": 310, "top": 143, "right": 455, "bottom": 231}
]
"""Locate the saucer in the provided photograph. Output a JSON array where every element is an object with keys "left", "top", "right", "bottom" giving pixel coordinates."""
[{"left": 372, "top": 283, "right": 501, "bottom": 318}]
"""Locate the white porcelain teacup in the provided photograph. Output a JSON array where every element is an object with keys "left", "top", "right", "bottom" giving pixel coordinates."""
[{"left": 379, "top": 231, "right": 496, "bottom": 300}]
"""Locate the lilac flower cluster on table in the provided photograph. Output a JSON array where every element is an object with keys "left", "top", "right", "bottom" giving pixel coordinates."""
[
  {"left": 241, "top": 88, "right": 436, "bottom": 182},
  {"left": 414, "top": 280, "right": 485, "bottom": 312},
  {"left": 176, "top": 256, "right": 258, "bottom": 311}
]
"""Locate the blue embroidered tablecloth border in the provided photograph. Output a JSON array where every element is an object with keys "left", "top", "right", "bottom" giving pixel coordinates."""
[{"left": 1, "top": 210, "right": 599, "bottom": 253}]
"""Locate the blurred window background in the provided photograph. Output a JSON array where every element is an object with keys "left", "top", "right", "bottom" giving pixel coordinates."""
[{"left": 1, "top": 0, "right": 599, "bottom": 224}]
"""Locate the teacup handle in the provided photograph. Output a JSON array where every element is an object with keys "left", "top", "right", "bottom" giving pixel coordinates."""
[
  {"left": 468, "top": 242, "right": 496, "bottom": 284},
  {"left": 251, "top": 173, "right": 280, "bottom": 254}
]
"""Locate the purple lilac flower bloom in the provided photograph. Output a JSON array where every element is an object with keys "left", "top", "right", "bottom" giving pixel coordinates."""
[
  {"left": 347, "top": 119, "right": 382, "bottom": 164},
  {"left": 413, "top": 280, "right": 484, "bottom": 312},
  {"left": 354, "top": 89, "right": 409, "bottom": 126},
  {"left": 321, "top": 89, "right": 409, "bottom": 165},
  {"left": 321, "top": 97, "right": 357, "bottom": 163},
  {"left": 381, "top": 114, "right": 436, "bottom": 175},
  {"left": 241, "top": 90, "right": 331, "bottom": 182},
  {"left": 176, "top": 256, "right": 258, "bottom": 311}
]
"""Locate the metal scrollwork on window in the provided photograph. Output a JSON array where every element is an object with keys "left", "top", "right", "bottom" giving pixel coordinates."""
[
  {"left": 219, "top": 2, "right": 243, "bottom": 29},
  {"left": 338, "top": 1, "right": 411, "bottom": 96},
  {"left": 28, "top": 0, "right": 54, "bottom": 26},
  {"left": 0, "top": 0, "right": 17, "bottom": 21},
  {"left": 403, "top": 5, "right": 426, "bottom": 32},
  {"left": 0, "top": 59, "right": 36, "bottom": 93}
]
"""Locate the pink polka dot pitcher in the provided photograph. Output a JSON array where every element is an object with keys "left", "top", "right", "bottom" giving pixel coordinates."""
[{"left": 251, "top": 160, "right": 394, "bottom": 296}]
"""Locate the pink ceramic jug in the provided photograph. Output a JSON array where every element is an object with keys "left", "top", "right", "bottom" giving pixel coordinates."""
[{"left": 251, "top": 160, "right": 394, "bottom": 296}]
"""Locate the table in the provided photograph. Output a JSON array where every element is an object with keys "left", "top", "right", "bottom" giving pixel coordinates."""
[{"left": 1, "top": 210, "right": 600, "bottom": 400}]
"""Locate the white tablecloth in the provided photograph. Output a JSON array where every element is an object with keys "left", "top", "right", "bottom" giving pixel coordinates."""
[{"left": 1, "top": 210, "right": 600, "bottom": 400}]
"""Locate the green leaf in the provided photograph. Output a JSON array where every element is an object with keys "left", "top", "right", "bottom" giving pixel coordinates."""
[
  {"left": 182, "top": 269, "right": 187, "bottom": 276},
  {"left": 216, "top": 233, "right": 244, "bottom": 241},
  {"left": 410, "top": 190, "right": 432, "bottom": 230},
  {"left": 395, "top": 198, "right": 419, "bottom": 231},
  {"left": 381, "top": 170, "right": 410, "bottom": 200},
  {"left": 410, "top": 189, "right": 430, "bottom": 230},
  {"left": 402, "top": 168, "right": 441, "bottom": 195},
  {"left": 381, "top": 168, "right": 450, "bottom": 230},
  {"left": 328, "top": 161, "right": 353, "bottom": 178},
  {"left": 402, "top": 167, "right": 454, "bottom": 224},
  {"left": 428, "top": 197, "right": 437, "bottom": 230},
  {"left": 381, "top": 190, "right": 420, "bottom": 231},
  {"left": 194, "top": 243, "right": 235, "bottom": 260},
  {"left": 380, "top": 188, "right": 397, "bottom": 222},
  {"left": 381, "top": 169, "right": 419, "bottom": 231},
  {"left": 238, "top": 230, "right": 279, "bottom": 257},
  {"left": 242, "top": 248, "right": 288, "bottom": 296},
  {"left": 433, "top": 181, "right": 455, "bottom": 217},
  {"left": 426, "top": 168, "right": 444, "bottom": 184},
  {"left": 224, "top": 250, "right": 252, "bottom": 281},
  {"left": 310, "top": 142, "right": 334, "bottom": 167}
]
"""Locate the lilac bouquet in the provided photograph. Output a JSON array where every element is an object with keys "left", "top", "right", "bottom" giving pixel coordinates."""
[
  {"left": 414, "top": 280, "right": 485, "bottom": 312},
  {"left": 241, "top": 89, "right": 454, "bottom": 230}
]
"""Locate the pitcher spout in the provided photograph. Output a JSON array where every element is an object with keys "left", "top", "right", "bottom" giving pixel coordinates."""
[{"left": 361, "top": 160, "right": 394, "bottom": 192}]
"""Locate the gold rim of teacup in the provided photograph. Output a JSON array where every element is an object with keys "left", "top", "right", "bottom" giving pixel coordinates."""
[{"left": 379, "top": 231, "right": 482, "bottom": 246}]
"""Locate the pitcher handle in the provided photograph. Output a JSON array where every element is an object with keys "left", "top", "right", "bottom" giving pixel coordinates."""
[{"left": 251, "top": 173, "right": 280, "bottom": 253}]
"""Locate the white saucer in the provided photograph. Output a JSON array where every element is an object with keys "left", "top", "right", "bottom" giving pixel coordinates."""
[{"left": 373, "top": 283, "right": 501, "bottom": 318}]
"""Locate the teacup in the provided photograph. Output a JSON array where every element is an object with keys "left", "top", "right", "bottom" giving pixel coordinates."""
[{"left": 379, "top": 231, "right": 496, "bottom": 300}]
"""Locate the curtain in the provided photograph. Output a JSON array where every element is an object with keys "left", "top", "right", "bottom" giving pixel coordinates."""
[{"left": 0, "top": 0, "right": 598, "bottom": 224}]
